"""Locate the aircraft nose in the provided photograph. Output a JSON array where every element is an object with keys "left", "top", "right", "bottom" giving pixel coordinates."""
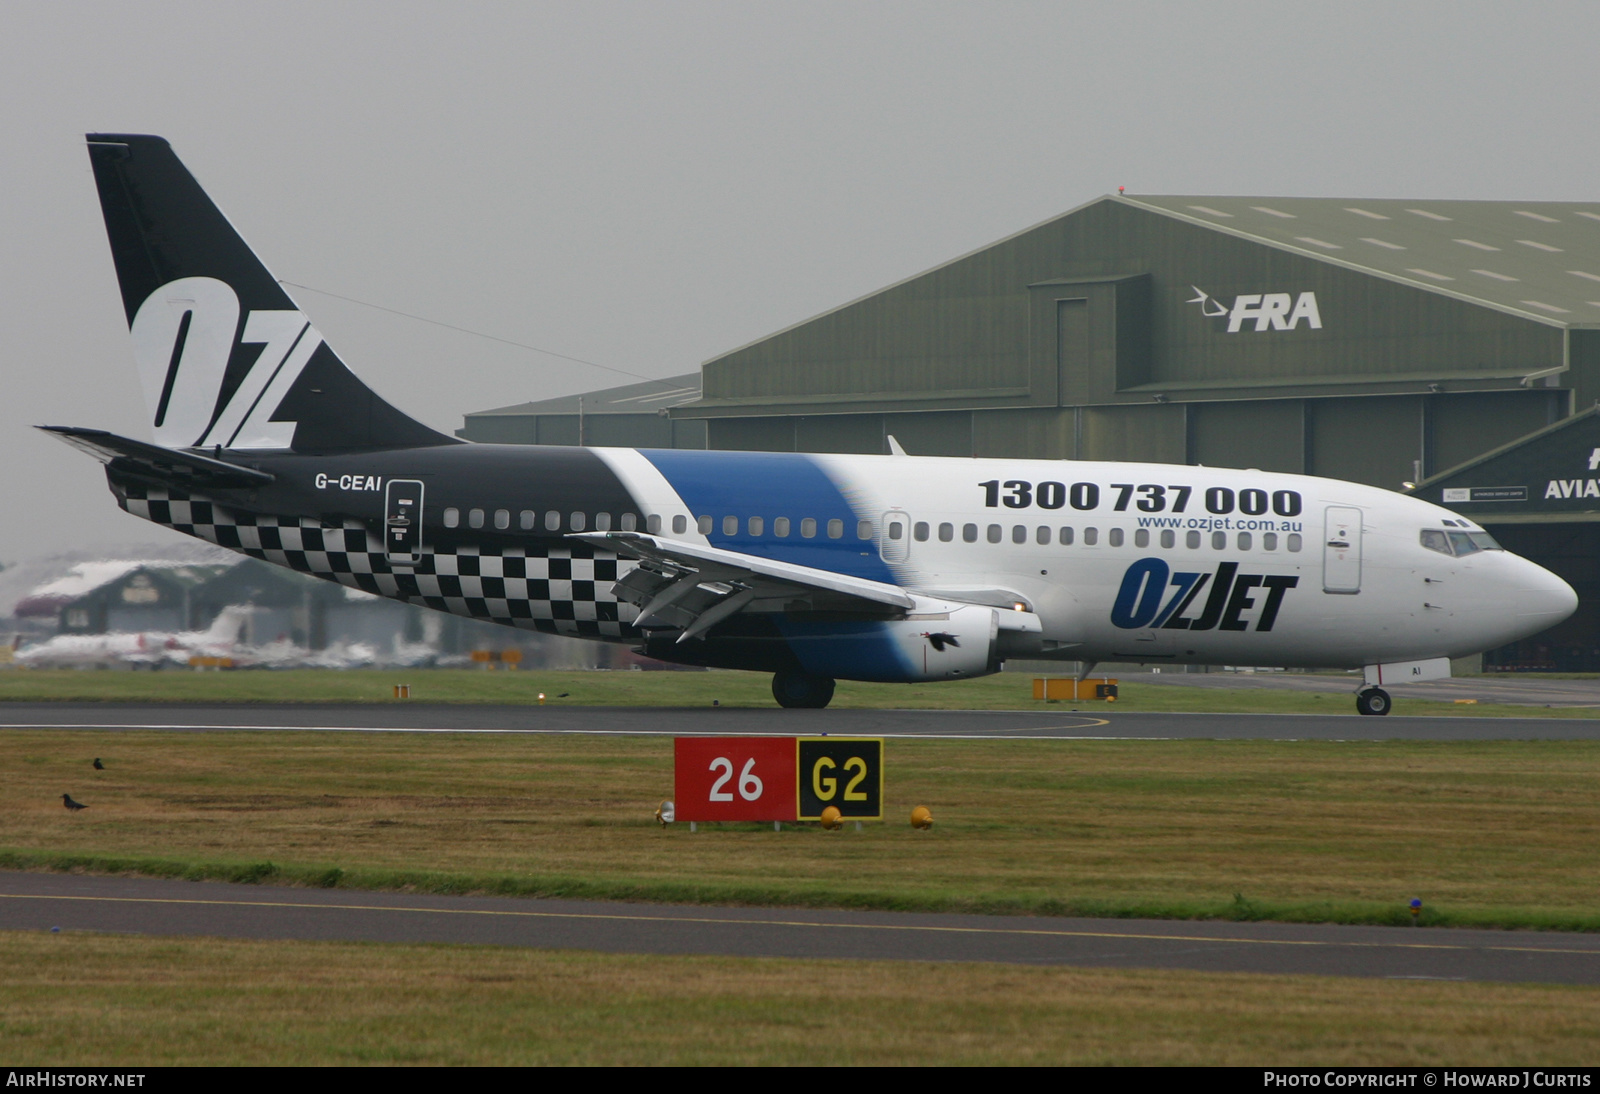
[{"left": 1512, "top": 557, "right": 1578, "bottom": 629}]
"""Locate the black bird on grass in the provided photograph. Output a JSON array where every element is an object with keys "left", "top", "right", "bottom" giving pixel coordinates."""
[
  {"left": 62, "top": 794, "right": 88, "bottom": 812},
  {"left": 92, "top": 758, "right": 104, "bottom": 770}
]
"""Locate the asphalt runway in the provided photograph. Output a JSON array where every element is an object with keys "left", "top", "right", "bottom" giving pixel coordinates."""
[
  {"left": 2, "top": 701, "right": 1599, "bottom": 739},
  {"left": 1141, "top": 671, "right": 1600, "bottom": 708},
  {"left": 4, "top": 870, "right": 1597, "bottom": 984}
]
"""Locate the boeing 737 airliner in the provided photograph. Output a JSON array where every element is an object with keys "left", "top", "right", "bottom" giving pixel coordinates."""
[{"left": 47, "top": 134, "right": 1579, "bottom": 713}]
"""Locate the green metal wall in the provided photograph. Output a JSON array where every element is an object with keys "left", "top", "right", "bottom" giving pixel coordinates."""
[
  {"left": 692, "top": 200, "right": 1565, "bottom": 421},
  {"left": 459, "top": 413, "right": 705, "bottom": 449}
]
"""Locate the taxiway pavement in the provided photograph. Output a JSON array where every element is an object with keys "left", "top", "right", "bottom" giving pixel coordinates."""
[
  {"left": 3, "top": 871, "right": 1595, "bottom": 984},
  {"left": 1, "top": 701, "right": 1597, "bottom": 739}
]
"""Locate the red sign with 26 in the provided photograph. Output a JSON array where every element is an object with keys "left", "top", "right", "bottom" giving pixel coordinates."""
[{"left": 673, "top": 737, "right": 798, "bottom": 822}]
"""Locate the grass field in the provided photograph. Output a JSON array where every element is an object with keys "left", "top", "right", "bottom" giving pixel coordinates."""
[
  {"left": 6, "top": 691, "right": 1599, "bottom": 1065},
  {"left": 5, "top": 730, "right": 1600, "bottom": 929},
  {"left": 4, "top": 931, "right": 1598, "bottom": 1065},
  {"left": 0, "top": 665, "right": 1591, "bottom": 716}
]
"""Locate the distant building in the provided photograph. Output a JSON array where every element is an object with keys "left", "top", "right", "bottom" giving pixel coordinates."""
[
  {"left": 458, "top": 373, "right": 705, "bottom": 449},
  {"left": 44, "top": 562, "right": 230, "bottom": 635}
]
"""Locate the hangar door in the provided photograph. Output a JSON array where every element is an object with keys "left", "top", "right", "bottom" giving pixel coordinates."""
[{"left": 1323, "top": 507, "right": 1362, "bottom": 594}]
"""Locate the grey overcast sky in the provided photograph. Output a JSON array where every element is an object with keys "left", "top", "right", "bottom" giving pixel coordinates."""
[{"left": 3, "top": 0, "right": 1598, "bottom": 563}]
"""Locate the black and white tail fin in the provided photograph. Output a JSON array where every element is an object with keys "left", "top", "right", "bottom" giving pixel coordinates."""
[{"left": 86, "top": 133, "right": 458, "bottom": 453}]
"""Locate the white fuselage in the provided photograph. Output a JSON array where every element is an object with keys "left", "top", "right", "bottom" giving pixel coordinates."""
[{"left": 592, "top": 450, "right": 1577, "bottom": 670}]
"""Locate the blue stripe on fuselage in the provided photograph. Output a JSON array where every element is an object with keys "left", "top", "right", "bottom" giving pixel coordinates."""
[{"left": 639, "top": 449, "right": 897, "bottom": 583}]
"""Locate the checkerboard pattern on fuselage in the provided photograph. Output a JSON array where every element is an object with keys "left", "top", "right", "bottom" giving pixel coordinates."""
[{"left": 118, "top": 483, "right": 638, "bottom": 639}]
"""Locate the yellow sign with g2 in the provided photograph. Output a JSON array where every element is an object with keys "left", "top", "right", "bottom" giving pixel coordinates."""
[{"left": 797, "top": 737, "right": 883, "bottom": 820}]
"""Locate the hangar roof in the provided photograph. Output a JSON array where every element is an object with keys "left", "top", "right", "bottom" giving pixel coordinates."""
[
  {"left": 1124, "top": 195, "right": 1600, "bottom": 325},
  {"left": 469, "top": 373, "right": 701, "bottom": 418}
]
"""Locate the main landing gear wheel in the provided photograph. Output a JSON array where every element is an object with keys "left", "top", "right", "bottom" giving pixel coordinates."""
[
  {"left": 1356, "top": 687, "right": 1391, "bottom": 716},
  {"left": 772, "top": 671, "right": 836, "bottom": 709}
]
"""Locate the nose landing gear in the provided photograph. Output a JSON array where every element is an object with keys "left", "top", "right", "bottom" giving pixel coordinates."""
[{"left": 1356, "top": 687, "right": 1391, "bottom": 716}]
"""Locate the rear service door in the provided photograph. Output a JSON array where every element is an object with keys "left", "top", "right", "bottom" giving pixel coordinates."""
[
  {"left": 1322, "top": 506, "right": 1362, "bottom": 594},
  {"left": 384, "top": 479, "right": 425, "bottom": 565}
]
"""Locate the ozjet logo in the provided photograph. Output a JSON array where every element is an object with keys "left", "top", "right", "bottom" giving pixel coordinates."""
[
  {"left": 1187, "top": 287, "right": 1323, "bottom": 332},
  {"left": 1111, "top": 558, "right": 1298, "bottom": 633}
]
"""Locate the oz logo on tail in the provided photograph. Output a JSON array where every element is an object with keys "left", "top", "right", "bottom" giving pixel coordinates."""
[{"left": 131, "top": 277, "right": 322, "bottom": 449}]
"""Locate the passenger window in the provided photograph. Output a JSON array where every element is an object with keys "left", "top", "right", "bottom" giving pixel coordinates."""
[
  {"left": 1160, "top": 529, "right": 1175, "bottom": 549},
  {"left": 1263, "top": 532, "right": 1278, "bottom": 551},
  {"left": 1059, "top": 527, "right": 1074, "bottom": 545},
  {"left": 519, "top": 510, "right": 535, "bottom": 530},
  {"left": 444, "top": 507, "right": 460, "bottom": 529},
  {"left": 987, "top": 525, "right": 1002, "bottom": 544},
  {"left": 1211, "top": 531, "right": 1225, "bottom": 549},
  {"left": 962, "top": 523, "right": 978, "bottom": 543},
  {"left": 1186, "top": 531, "right": 1201, "bottom": 549},
  {"left": 698, "top": 515, "right": 713, "bottom": 534},
  {"left": 1109, "top": 528, "right": 1124, "bottom": 547},
  {"left": 914, "top": 522, "right": 929, "bottom": 542},
  {"left": 469, "top": 508, "right": 485, "bottom": 529},
  {"left": 545, "top": 511, "right": 562, "bottom": 531},
  {"left": 669, "top": 514, "right": 683, "bottom": 534},
  {"left": 938, "top": 522, "right": 954, "bottom": 542},
  {"left": 494, "top": 509, "right": 510, "bottom": 530},
  {"left": 1238, "top": 532, "right": 1251, "bottom": 550},
  {"left": 1011, "top": 525, "right": 1026, "bottom": 544},
  {"left": 774, "top": 517, "right": 790, "bottom": 537},
  {"left": 1036, "top": 526, "right": 1050, "bottom": 545},
  {"left": 723, "top": 515, "right": 738, "bottom": 535},
  {"left": 1134, "top": 529, "right": 1149, "bottom": 548},
  {"left": 749, "top": 516, "right": 764, "bottom": 536},
  {"left": 647, "top": 514, "right": 663, "bottom": 534},
  {"left": 570, "top": 512, "right": 586, "bottom": 532},
  {"left": 595, "top": 512, "right": 612, "bottom": 531},
  {"left": 802, "top": 518, "right": 817, "bottom": 538},
  {"left": 1083, "top": 527, "right": 1098, "bottom": 546},
  {"left": 620, "top": 513, "right": 637, "bottom": 532},
  {"left": 828, "top": 519, "right": 844, "bottom": 539},
  {"left": 857, "top": 520, "right": 874, "bottom": 540},
  {"left": 1287, "top": 533, "right": 1303, "bottom": 552},
  {"left": 888, "top": 521, "right": 904, "bottom": 540}
]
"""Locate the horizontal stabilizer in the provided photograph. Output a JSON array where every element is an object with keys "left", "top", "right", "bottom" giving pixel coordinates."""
[{"left": 39, "top": 426, "right": 275, "bottom": 488}]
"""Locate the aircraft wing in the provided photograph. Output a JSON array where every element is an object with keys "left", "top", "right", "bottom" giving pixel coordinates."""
[
  {"left": 39, "top": 426, "right": 275, "bottom": 489},
  {"left": 571, "top": 531, "right": 917, "bottom": 642}
]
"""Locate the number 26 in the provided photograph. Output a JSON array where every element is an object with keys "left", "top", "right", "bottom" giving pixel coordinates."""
[{"left": 709, "top": 757, "right": 764, "bottom": 801}]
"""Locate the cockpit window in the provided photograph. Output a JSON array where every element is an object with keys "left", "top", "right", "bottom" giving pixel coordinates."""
[
  {"left": 1420, "top": 529, "right": 1450, "bottom": 555},
  {"left": 1425, "top": 528, "right": 1505, "bottom": 556}
]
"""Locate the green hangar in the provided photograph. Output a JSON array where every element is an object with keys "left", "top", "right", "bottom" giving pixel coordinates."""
[{"left": 462, "top": 194, "right": 1600, "bottom": 671}]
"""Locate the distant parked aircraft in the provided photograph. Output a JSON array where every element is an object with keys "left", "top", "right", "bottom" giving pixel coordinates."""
[{"left": 16, "top": 606, "right": 253, "bottom": 669}]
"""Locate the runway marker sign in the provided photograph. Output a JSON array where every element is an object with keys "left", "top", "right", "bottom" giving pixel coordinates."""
[{"left": 673, "top": 737, "right": 883, "bottom": 823}]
